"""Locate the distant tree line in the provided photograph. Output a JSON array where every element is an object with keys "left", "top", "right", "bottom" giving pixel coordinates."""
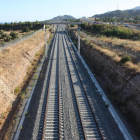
[
  {"left": 98, "top": 16, "right": 140, "bottom": 24},
  {"left": 81, "top": 22, "right": 140, "bottom": 40},
  {"left": 0, "top": 20, "right": 43, "bottom": 31}
]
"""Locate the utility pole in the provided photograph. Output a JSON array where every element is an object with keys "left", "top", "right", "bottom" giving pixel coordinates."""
[
  {"left": 78, "top": 26, "right": 81, "bottom": 54},
  {"left": 116, "top": 3, "right": 118, "bottom": 25},
  {"left": 132, "top": 10, "right": 134, "bottom": 24},
  {"left": 66, "top": 24, "right": 68, "bottom": 35},
  {"left": 107, "top": 10, "right": 108, "bottom": 23},
  {"left": 45, "top": 29, "right": 47, "bottom": 56},
  {"left": 54, "top": 24, "right": 55, "bottom": 33}
]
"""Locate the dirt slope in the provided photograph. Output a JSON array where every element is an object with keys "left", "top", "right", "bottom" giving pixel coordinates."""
[{"left": 0, "top": 30, "right": 50, "bottom": 129}]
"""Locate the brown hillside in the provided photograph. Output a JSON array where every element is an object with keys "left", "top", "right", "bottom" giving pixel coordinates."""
[{"left": 0, "top": 30, "right": 50, "bottom": 129}]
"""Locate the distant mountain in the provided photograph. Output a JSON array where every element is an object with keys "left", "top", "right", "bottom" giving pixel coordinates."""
[
  {"left": 132, "top": 6, "right": 140, "bottom": 10},
  {"left": 50, "top": 15, "right": 75, "bottom": 21},
  {"left": 93, "top": 6, "right": 140, "bottom": 18}
]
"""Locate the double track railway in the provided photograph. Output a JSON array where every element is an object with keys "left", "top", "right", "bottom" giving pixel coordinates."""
[{"left": 38, "top": 25, "right": 104, "bottom": 140}]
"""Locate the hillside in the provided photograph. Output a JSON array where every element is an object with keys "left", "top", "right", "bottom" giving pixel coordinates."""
[
  {"left": 50, "top": 15, "right": 75, "bottom": 21},
  {"left": 93, "top": 6, "right": 140, "bottom": 18},
  {"left": 132, "top": 6, "right": 140, "bottom": 10}
]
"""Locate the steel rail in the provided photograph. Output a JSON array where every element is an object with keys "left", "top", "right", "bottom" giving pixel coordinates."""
[
  {"left": 41, "top": 28, "right": 60, "bottom": 139},
  {"left": 61, "top": 32, "right": 86, "bottom": 140},
  {"left": 63, "top": 32, "right": 104, "bottom": 140},
  {"left": 58, "top": 26, "right": 60, "bottom": 140},
  {"left": 64, "top": 33, "right": 104, "bottom": 139}
]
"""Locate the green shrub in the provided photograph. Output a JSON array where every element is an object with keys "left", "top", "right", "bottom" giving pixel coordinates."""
[
  {"left": 84, "top": 39, "right": 90, "bottom": 44},
  {"left": 25, "top": 111, "right": 28, "bottom": 115},
  {"left": 4, "top": 34, "right": 12, "bottom": 42},
  {"left": 0, "top": 30, "right": 4, "bottom": 34},
  {"left": 45, "top": 25, "right": 48, "bottom": 29},
  {"left": 14, "top": 87, "right": 20, "bottom": 93},
  {"left": 22, "top": 27, "right": 30, "bottom": 32},
  {"left": 132, "top": 36, "right": 140, "bottom": 41},
  {"left": 89, "top": 43, "right": 94, "bottom": 48},
  {"left": 10, "top": 31, "right": 18, "bottom": 40},
  {"left": 120, "top": 56, "right": 131, "bottom": 63},
  {"left": 81, "top": 24, "right": 140, "bottom": 40},
  {"left": 30, "top": 24, "right": 33, "bottom": 29},
  {"left": 71, "top": 25, "right": 75, "bottom": 27},
  {"left": 1, "top": 33, "right": 8, "bottom": 38},
  {"left": 20, "top": 92, "right": 26, "bottom": 100},
  {"left": 49, "top": 28, "right": 52, "bottom": 32}
]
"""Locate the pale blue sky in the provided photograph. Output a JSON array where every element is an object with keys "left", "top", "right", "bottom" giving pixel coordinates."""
[{"left": 0, "top": 0, "right": 139, "bottom": 22}]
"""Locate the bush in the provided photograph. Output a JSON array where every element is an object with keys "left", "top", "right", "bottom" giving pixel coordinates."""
[
  {"left": 45, "top": 25, "right": 48, "bottom": 29},
  {"left": 84, "top": 39, "right": 90, "bottom": 44},
  {"left": 81, "top": 24, "right": 140, "bottom": 40},
  {"left": 71, "top": 25, "right": 75, "bottom": 27},
  {"left": 14, "top": 87, "right": 20, "bottom": 93},
  {"left": 0, "top": 30, "right": 4, "bottom": 34},
  {"left": 49, "top": 28, "right": 52, "bottom": 32},
  {"left": 1, "top": 33, "right": 7, "bottom": 38},
  {"left": 4, "top": 34, "right": 12, "bottom": 42},
  {"left": 30, "top": 24, "right": 33, "bottom": 29},
  {"left": 132, "top": 36, "right": 140, "bottom": 41},
  {"left": 0, "top": 35, "right": 2, "bottom": 39},
  {"left": 120, "top": 56, "right": 131, "bottom": 63},
  {"left": 22, "top": 27, "right": 30, "bottom": 32},
  {"left": 10, "top": 31, "right": 18, "bottom": 40},
  {"left": 89, "top": 43, "right": 94, "bottom": 48}
]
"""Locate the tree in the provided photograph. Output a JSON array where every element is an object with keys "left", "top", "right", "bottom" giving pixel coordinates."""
[
  {"left": 22, "top": 27, "right": 30, "bottom": 32},
  {"left": 28, "top": 21, "right": 31, "bottom": 25},
  {"left": 35, "top": 20, "right": 39, "bottom": 25},
  {"left": 19, "top": 21, "right": 22, "bottom": 26},
  {"left": 25, "top": 21, "right": 28, "bottom": 25},
  {"left": 30, "top": 24, "right": 33, "bottom": 29},
  {"left": 11, "top": 22, "right": 14, "bottom": 26},
  {"left": 14, "top": 22, "right": 17, "bottom": 26},
  {"left": 5, "top": 22, "right": 8, "bottom": 27}
]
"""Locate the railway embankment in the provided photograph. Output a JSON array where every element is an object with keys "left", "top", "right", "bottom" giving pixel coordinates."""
[
  {"left": 0, "top": 29, "right": 52, "bottom": 139},
  {"left": 70, "top": 30, "right": 140, "bottom": 136}
]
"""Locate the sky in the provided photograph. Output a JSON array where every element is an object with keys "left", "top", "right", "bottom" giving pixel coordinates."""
[{"left": 0, "top": 0, "right": 140, "bottom": 22}]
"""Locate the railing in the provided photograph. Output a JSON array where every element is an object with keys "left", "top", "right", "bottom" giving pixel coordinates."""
[{"left": 0, "top": 29, "right": 42, "bottom": 51}]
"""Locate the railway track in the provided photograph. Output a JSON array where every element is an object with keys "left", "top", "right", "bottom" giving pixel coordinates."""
[
  {"left": 12, "top": 23, "right": 132, "bottom": 140},
  {"left": 62, "top": 32, "right": 103, "bottom": 140},
  {"left": 37, "top": 25, "right": 105, "bottom": 140}
]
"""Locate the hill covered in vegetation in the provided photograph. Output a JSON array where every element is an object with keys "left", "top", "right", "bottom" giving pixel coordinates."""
[
  {"left": 93, "top": 6, "right": 140, "bottom": 18},
  {"left": 50, "top": 15, "right": 75, "bottom": 21}
]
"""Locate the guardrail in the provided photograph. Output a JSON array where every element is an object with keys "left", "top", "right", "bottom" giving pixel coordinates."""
[{"left": 0, "top": 29, "right": 42, "bottom": 51}]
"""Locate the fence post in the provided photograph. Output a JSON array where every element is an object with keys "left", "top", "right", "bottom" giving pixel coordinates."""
[
  {"left": 45, "top": 29, "right": 47, "bottom": 56},
  {"left": 78, "top": 26, "right": 81, "bottom": 54}
]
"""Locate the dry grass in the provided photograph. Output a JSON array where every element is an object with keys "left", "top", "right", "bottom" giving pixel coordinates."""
[
  {"left": 94, "top": 34, "right": 140, "bottom": 52},
  {"left": 82, "top": 30, "right": 140, "bottom": 52},
  {"left": 81, "top": 36, "right": 140, "bottom": 73},
  {"left": 0, "top": 30, "right": 35, "bottom": 43},
  {"left": 0, "top": 30, "right": 49, "bottom": 135},
  {"left": 0, "top": 30, "right": 45, "bottom": 70}
]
